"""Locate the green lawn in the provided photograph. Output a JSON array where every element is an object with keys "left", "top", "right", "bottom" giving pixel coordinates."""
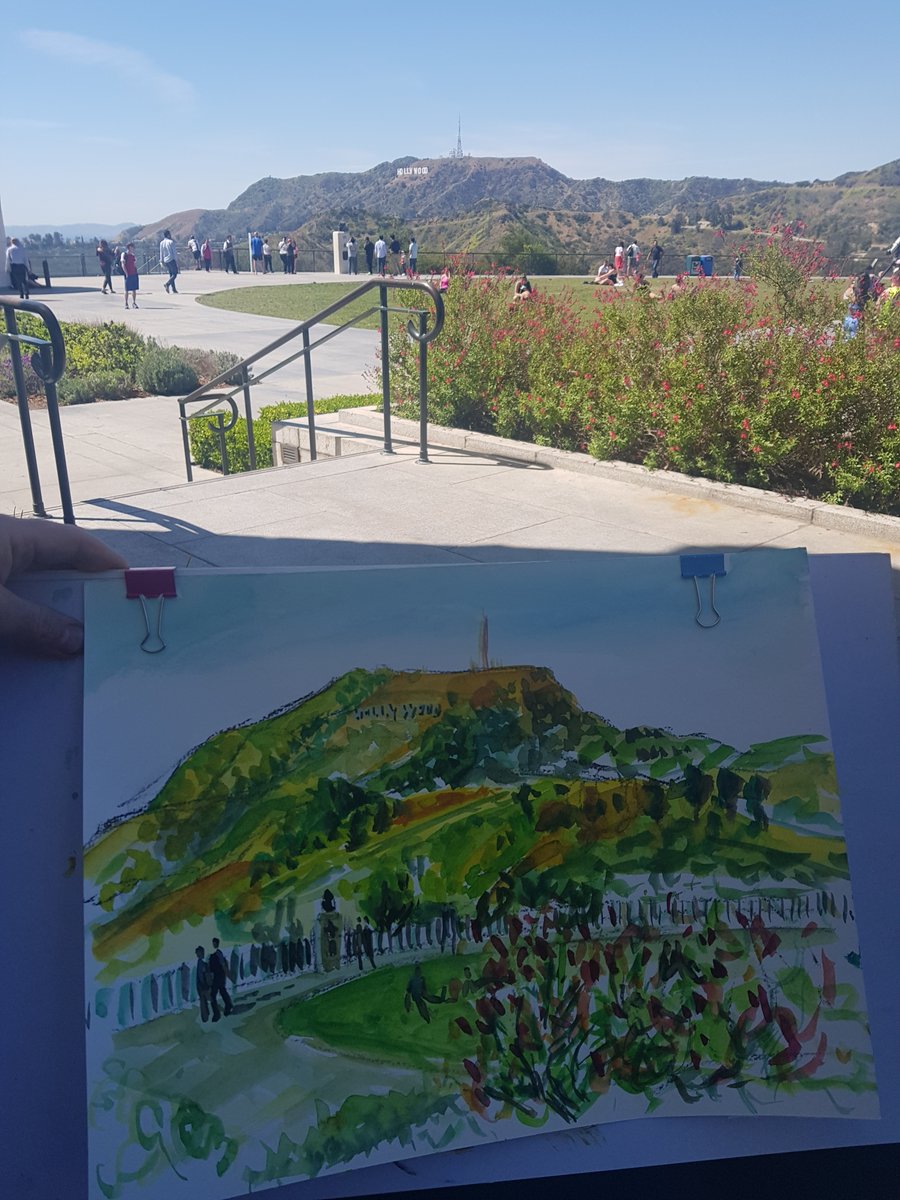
[
  {"left": 276, "top": 954, "right": 483, "bottom": 1071},
  {"left": 199, "top": 275, "right": 851, "bottom": 330}
]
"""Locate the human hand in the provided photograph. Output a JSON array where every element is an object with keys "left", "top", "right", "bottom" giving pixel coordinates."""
[{"left": 0, "top": 515, "right": 127, "bottom": 657}]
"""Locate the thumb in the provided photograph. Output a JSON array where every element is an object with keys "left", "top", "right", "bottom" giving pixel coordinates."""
[{"left": 0, "top": 586, "right": 84, "bottom": 658}]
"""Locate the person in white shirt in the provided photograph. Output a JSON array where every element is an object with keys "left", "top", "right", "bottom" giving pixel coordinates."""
[
  {"left": 188, "top": 236, "right": 201, "bottom": 269},
  {"left": 6, "top": 238, "right": 30, "bottom": 298},
  {"left": 345, "top": 236, "right": 358, "bottom": 275},
  {"left": 159, "top": 230, "right": 179, "bottom": 293},
  {"left": 374, "top": 236, "right": 387, "bottom": 276},
  {"left": 408, "top": 237, "right": 418, "bottom": 275}
]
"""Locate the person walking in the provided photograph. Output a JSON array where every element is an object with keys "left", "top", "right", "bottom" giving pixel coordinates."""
[
  {"left": 6, "top": 238, "right": 30, "bottom": 299},
  {"left": 201, "top": 237, "right": 212, "bottom": 270},
  {"left": 120, "top": 242, "right": 139, "bottom": 309},
  {"left": 374, "top": 235, "right": 387, "bottom": 276},
  {"left": 364, "top": 236, "right": 374, "bottom": 274},
  {"left": 195, "top": 946, "right": 217, "bottom": 1023},
  {"left": 649, "top": 240, "right": 663, "bottom": 278},
  {"left": 96, "top": 239, "right": 115, "bottom": 294},
  {"left": 209, "top": 938, "right": 234, "bottom": 1018},
  {"left": 733, "top": 254, "right": 743, "bottom": 281},
  {"left": 263, "top": 238, "right": 273, "bottom": 273},
  {"left": 408, "top": 236, "right": 418, "bottom": 276},
  {"left": 159, "top": 229, "right": 179, "bottom": 293},
  {"left": 345, "top": 235, "right": 358, "bottom": 274},
  {"left": 223, "top": 235, "right": 238, "bottom": 273}
]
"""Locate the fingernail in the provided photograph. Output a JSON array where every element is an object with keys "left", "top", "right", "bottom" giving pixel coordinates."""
[{"left": 57, "top": 621, "right": 84, "bottom": 656}]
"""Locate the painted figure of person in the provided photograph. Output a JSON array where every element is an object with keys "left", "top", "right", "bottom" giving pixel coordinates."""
[
  {"left": 209, "top": 937, "right": 234, "bottom": 1017},
  {"left": 404, "top": 963, "right": 445, "bottom": 1023},
  {"left": 195, "top": 946, "right": 217, "bottom": 1022}
]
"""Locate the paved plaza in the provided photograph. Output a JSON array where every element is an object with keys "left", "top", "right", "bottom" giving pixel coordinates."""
[{"left": 3, "top": 271, "right": 900, "bottom": 598}]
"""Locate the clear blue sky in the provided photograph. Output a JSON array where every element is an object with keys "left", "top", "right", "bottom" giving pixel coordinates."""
[{"left": 4, "top": 0, "right": 897, "bottom": 226}]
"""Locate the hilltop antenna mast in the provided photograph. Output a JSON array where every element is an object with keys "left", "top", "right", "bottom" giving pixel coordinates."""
[{"left": 450, "top": 116, "right": 464, "bottom": 159}]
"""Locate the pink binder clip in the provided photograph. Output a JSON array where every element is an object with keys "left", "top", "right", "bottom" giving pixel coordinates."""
[{"left": 124, "top": 568, "right": 177, "bottom": 654}]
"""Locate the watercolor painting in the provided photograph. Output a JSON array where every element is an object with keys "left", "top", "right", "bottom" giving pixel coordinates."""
[{"left": 82, "top": 551, "right": 877, "bottom": 1200}]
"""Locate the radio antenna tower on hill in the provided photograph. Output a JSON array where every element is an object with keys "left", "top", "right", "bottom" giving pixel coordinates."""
[{"left": 449, "top": 116, "right": 464, "bottom": 159}]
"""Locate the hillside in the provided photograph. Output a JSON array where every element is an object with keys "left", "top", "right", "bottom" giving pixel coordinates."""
[
  {"left": 130, "top": 155, "right": 900, "bottom": 263},
  {"left": 85, "top": 665, "right": 845, "bottom": 979}
]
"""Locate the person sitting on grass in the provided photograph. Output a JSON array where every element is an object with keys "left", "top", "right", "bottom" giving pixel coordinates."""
[
  {"left": 593, "top": 261, "right": 618, "bottom": 286},
  {"left": 513, "top": 273, "right": 534, "bottom": 301}
]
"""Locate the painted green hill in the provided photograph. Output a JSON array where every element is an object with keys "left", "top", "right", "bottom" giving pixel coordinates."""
[{"left": 85, "top": 665, "right": 843, "bottom": 975}]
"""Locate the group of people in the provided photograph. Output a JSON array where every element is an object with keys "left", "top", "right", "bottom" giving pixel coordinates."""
[{"left": 347, "top": 234, "right": 419, "bottom": 277}]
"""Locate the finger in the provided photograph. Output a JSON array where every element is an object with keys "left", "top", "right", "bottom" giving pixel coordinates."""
[
  {"left": 1, "top": 517, "right": 127, "bottom": 581},
  {"left": 0, "top": 586, "right": 84, "bottom": 658}
]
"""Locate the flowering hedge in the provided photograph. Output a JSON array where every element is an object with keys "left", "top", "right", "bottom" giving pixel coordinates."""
[{"left": 385, "top": 258, "right": 900, "bottom": 515}]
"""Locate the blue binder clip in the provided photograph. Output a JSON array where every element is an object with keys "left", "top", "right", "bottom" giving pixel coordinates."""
[{"left": 680, "top": 554, "right": 726, "bottom": 629}]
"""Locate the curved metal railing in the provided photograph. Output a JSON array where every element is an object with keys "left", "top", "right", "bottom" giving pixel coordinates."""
[
  {"left": 178, "top": 277, "right": 445, "bottom": 480},
  {"left": 1, "top": 298, "right": 74, "bottom": 523}
]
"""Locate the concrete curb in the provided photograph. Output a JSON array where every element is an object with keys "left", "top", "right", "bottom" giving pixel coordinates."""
[{"left": 338, "top": 407, "right": 900, "bottom": 545}]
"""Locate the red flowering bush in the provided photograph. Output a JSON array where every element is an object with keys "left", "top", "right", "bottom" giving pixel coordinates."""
[{"left": 384, "top": 254, "right": 900, "bottom": 515}]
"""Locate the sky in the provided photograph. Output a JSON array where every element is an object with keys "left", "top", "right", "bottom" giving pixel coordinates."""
[
  {"left": 4, "top": 0, "right": 897, "bottom": 226},
  {"left": 82, "top": 550, "right": 830, "bottom": 830}
]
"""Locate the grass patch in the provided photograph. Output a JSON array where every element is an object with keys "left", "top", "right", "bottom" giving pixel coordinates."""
[
  {"left": 198, "top": 281, "right": 418, "bottom": 331},
  {"left": 276, "top": 955, "right": 483, "bottom": 1071}
]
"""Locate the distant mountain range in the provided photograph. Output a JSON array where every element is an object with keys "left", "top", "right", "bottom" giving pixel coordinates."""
[
  {"left": 6, "top": 222, "right": 135, "bottom": 240},
  {"left": 123, "top": 155, "right": 900, "bottom": 264}
]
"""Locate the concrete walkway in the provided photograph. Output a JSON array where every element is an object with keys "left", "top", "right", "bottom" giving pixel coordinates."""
[{"left": 2, "top": 270, "right": 378, "bottom": 512}]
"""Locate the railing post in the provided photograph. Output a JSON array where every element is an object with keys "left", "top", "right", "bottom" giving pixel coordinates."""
[
  {"left": 380, "top": 284, "right": 394, "bottom": 454},
  {"left": 39, "top": 345, "right": 75, "bottom": 524},
  {"left": 214, "top": 413, "right": 229, "bottom": 475},
  {"left": 42, "top": 260, "right": 51, "bottom": 289},
  {"left": 178, "top": 400, "right": 194, "bottom": 482},
  {"left": 302, "top": 328, "right": 316, "bottom": 461},
  {"left": 418, "top": 310, "right": 429, "bottom": 464},
  {"left": 240, "top": 366, "right": 257, "bottom": 470},
  {"left": 4, "top": 308, "right": 47, "bottom": 518}
]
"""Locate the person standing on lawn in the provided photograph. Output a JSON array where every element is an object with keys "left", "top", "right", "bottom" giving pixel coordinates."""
[
  {"left": 120, "top": 242, "right": 139, "bottom": 309},
  {"left": 159, "top": 229, "right": 179, "bottom": 293}
]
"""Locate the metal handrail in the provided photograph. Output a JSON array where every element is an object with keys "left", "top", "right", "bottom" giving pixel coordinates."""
[
  {"left": 178, "top": 278, "right": 444, "bottom": 480},
  {"left": 1, "top": 298, "right": 75, "bottom": 523}
]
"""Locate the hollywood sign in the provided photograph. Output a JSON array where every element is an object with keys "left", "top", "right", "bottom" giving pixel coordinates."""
[{"left": 397, "top": 166, "right": 429, "bottom": 177}]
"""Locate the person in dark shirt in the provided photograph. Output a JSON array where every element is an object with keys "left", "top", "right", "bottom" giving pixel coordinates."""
[
  {"left": 209, "top": 937, "right": 234, "bottom": 1018},
  {"left": 364, "top": 236, "right": 374, "bottom": 274},
  {"left": 195, "top": 946, "right": 217, "bottom": 1022},
  {"left": 649, "top": 241, "right": 663, "bottom": 278}
]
